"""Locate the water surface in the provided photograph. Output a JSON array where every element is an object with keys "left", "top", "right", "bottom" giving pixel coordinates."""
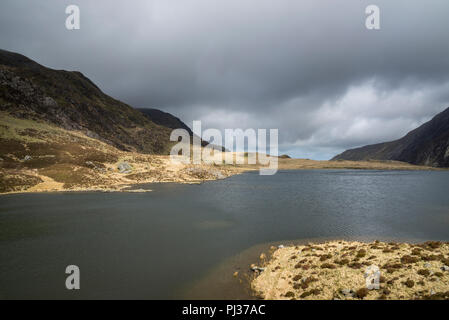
[{"left": 1, "top": 170, "right": 449, "bottom": 299}]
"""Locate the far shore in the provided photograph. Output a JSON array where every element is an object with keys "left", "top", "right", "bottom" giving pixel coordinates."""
[{"left": 0, "top": 156, "right": 445, "bottom": 195}]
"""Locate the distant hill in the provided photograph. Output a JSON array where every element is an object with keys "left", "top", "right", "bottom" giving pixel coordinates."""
[
  {"left": 332, "top": 107, "right": 449, "bottom": 167},
  {"left": 0, "top": 49, "right": 180, "bottom": 154},
  {"left": 137, "top": 108, "right": 193, "bottom": 135},
  {"left": 136, "top": 108, "right": 224, "bottom": 150},
  {"left": 0, "top": 49, "right": 230, "bottom": 193}
]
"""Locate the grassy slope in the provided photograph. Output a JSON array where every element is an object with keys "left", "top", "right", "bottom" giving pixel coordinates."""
[
  {"left": 252, "top": 240, "right": 449, "bottom": 300},
  {"left": 0, "top": 113, "right": 241, "bottom": 193},
  {"left": 0, "top": 113, "right": 441, "bottom": 194},
  {"left": 0, "top": 49, "right": 174, "bottom": 154}
]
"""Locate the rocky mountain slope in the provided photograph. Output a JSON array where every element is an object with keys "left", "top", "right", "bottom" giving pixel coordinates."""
[
  {"left": 332, "top": 107, "right": 449, "bottom": 167},
  {"left": 136, "top": 108, "right": 225, "bottom": 150},
  {"left": 0, "top": 49, "right": 236, "bottom": 193},
  {"left": 0, "top": 49, "right": 184, "bottom": 154},
  {"left": 0, "top": 111, "right": 239, "bottom": 193},
  {"left": 137, "top": 108, "right": 193, "bottom": 136},
  {"left": 0, "top": 49, "right": 439, "bottom": 193}
]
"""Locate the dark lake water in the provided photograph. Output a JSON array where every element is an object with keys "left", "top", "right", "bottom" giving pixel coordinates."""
[{"left": 1, "top": 170, "right": 449, "bottom": 299}]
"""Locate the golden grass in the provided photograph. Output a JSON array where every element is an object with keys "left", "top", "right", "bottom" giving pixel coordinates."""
[
  {"left": 0, "top": 112, "right": 444, "bottom": 194},
  {"left": 251, "top": 240, "right": 449, "bottom": 300}
]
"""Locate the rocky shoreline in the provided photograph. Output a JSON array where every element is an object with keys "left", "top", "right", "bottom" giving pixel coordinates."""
[
  {"left": 0, "top": 155, "right": 246, "bottom": 195},
  {"left": 1, "top": 112, "right": 442, "bottom": 195},
  {"left": 250, "top": 240, "right": 449, "bottom": 300},
  {"left": 1, "top": 156, "right": 440, "bottom": 195}
]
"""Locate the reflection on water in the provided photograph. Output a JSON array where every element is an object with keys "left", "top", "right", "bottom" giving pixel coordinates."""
[{"left": 1, "top": 170, "right": 449, "bottom": 299}]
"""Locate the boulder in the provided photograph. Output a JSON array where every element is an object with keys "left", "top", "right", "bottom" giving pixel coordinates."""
[
  {"left": 185, "top": 167, "right": 225, "bottom": 179},
  {"left": 250, "top": 266, "right": 265, "bottom": 272},
  {"left": 340, "top": 289, "right": 355, "bottom": 298},
  {"left": 85, "top": 161, "right": 95, "bottom": 168},
  {"left": 117, "top": 162, "right": 132, "bottom": 173}
]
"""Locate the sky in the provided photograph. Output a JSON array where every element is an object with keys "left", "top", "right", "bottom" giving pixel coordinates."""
[{"left": 1, "top": 0, "right": 449, "bottom": 159}]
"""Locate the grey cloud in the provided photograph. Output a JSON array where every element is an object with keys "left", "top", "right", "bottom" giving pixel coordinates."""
[{"left": 1, "top": 0, "right": 449, "bottom": 159}]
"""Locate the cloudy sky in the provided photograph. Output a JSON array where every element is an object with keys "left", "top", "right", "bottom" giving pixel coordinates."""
[{"left": 1, "top": 0, "right": 449, "bottom": 159}]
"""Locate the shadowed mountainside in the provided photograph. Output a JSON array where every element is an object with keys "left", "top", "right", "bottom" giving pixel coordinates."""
[
  {"left": 0, "top": 49, "right": 234, "bottom": 193},
  {"left": 0, "top": 49, "right": 441, "bottom": 194},
  {"left": 332, "top": 107, "right": 449, "bottom": 167},
  {"left": 137, "top": 108, "right": 226, "bottom": 151},
  {"left": 137, "top": 108, "right": 193, "bottom": 135},
  {"left": 0, "top": 49, "right": 182, "bottom": 154}
]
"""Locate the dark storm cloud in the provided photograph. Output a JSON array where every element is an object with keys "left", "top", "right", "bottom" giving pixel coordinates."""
[{"left": 1, "top": 0, "right": 449, "bottom": 159}]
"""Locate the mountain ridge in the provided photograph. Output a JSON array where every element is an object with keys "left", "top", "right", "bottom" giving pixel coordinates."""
[
  {"left": 332, "top": 106, "right": 449, "bottom": 167},
  {"left": 0, "top": 48, "right": 190, "bottom": 154}
]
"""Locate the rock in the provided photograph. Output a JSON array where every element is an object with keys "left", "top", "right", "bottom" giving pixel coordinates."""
[
  {"left": 341, "top": 289, "right": 351, "bottom": 295},
  {"left": 430, "top": 289, "right": 436, "bottom": 295},
  {"left": 233, "top": 271, "right": 239, "bottom": 277},
  {"left": 278, "top": 245, "right": 284, "bottom": 249},
  {"left": 23, "top": 155, "right": 32, "bottom": 161},
  {"left": 42, "top": 96, "right": 57, "bottom": 107},
  {"left": 250, "top": 266, "right": 265, "bottom": 272},
  {"left": 85, "top": 161, "right": 95, "bottom": 168},
  {"left": 441, "top": 265, "right": 449, "bottom": 271},
  {"left": 341, "top": 289, "right": 355, "bottom": 298},
  {"left": 260, "top": 253, "right": 266, "bottom": 260},
  {"left": 0, "top": 157, "right": 3, "bottom": 161},
  {"left": 186, "top": 167, "right": 225, "bottom": 179},
  {"left": 424, "top": 263, "right": 431, "bottom": 268},
  {"left": 117, "top": 161, "right": 132, "bottom": 173}
]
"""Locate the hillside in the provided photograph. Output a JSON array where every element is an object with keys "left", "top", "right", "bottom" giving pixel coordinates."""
[
  {"left": 0, "top": 49, "right": 439, "bottom": 194},
  {"left": 136, "top": 108, "right": 225, "bottom": 150},
  {"left": 137, "top": 108, "right": 193, "bottom": 135},
  {"left": 0, "top": 49, "right": 178, "bottom": 154},
  {"left": 0, "top": 49, "right": 238, "bottom": 193},
  {"left": 332, "top": 107, "right": 449, "bottom": 167}
]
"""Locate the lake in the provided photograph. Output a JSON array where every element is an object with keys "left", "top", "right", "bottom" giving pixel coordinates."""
[{"left": 1, "top": 170, "right": 449, "bottom": 299}]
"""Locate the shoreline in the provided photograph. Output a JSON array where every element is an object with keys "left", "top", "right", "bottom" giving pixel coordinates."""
[
  {"left": 1, "top": 159, "right": 444, "bottom": 196},
  {"left": 179, "top": 236, "right": 445, "bottom": 300},
  {"left": 248, "top": 239, "right": 449, "bottom": 300},
  {"left": 0, "top": 168, "right": 248, "bottom": 196}
]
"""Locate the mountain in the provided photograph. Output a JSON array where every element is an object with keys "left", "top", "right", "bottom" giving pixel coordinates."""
[
  {"left": 332, "top": 107, "right": 449, "bottom": 167},
  {"left": 0, "top": 49, "right": 182, "bottom": 154},
  {"left": 137, "top": 108, "right": 193, "bottom": 136},
  {"left": 0, "top": 49, "right": 230, "bottom": 193},
  {"left": 137, "top": 108, "right": 226, "bottom": 150}
]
